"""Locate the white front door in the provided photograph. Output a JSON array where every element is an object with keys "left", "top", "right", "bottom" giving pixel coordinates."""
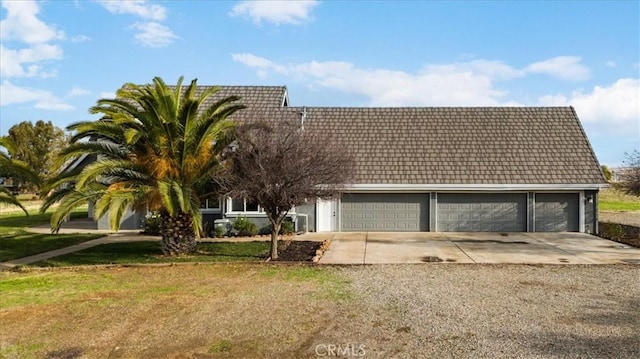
[{"left": 317, "top": 199, "right": 337, "bottom": 232}]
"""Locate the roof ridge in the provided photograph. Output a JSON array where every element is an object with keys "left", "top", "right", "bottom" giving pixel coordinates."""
[{"left": 282, "top": 106, "right": 574, "bottom": 110}]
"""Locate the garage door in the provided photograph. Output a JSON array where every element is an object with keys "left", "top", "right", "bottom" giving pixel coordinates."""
[
  {"left": 535, "top": 193, "right": 579, "bottom": 232},
  {"left": 341, "top": 193, "right": 428, "bottom": 231},
  {"left": 437, "top": 193, "right": 527, "bottom": 232}
]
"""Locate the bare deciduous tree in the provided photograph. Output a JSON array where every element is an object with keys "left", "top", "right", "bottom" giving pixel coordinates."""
[
  {"left": 619, "top": 149, "right": 640, "bottom": 196},
  {"left": 222, "top": 120, "right": 354, "bottom": 259}
]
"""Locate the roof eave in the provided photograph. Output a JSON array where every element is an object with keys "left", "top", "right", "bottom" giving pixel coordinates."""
[{"left": 344, "top": 183, "right": 610, "bottom": 192}]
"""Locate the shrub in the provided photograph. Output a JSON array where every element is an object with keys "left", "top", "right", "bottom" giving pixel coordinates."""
[
  {"left": 233, "top": 216, "right": 258, "bottom": 237},
  {"left": 280, "top": 220, "right": 295, "bottom": 235},
  {"left": 258, "top": 220, "right": 295, "bottom": 235},
  {"left": 213, "top": 225, "right": 226, "bottom": 238},
  {"left": 142, "top": 211, "right": 161, "bottom": 235},
  {"left": 599, "top": 222, "right": 626, "bottom": 241},
  {"left": 259, "top": 224, "right": 272, "bottom": 235}
]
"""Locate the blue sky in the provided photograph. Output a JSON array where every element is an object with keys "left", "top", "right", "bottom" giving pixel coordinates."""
[{"left": 1, "top": 0, "right": 638, "bottom": 166}]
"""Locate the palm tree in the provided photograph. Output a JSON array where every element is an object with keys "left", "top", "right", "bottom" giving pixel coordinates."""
[
  {"left": 0, "top": 138, "right": 40, "bottom": 215},
  {"left": 42, "top": 76, "right": 244, "bottom": 255}
]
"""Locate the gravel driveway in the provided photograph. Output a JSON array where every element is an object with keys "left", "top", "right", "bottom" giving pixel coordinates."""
[{"left": 309, "top": 264, "right": 640, "bottom": 358}]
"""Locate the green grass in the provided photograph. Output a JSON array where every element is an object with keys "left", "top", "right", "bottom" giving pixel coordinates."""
[
  {"left": 0, "top": 209, "right": 102, "bottom": 262},
  {"left": 0, "top": 207, "right": 87, "bottom": 232},
  {"left": 260, "top": 266, "right": 353, "bottom": 301},
  {"left": 31, "top": 241, "right": 271, "bottom": 267},
  {"left": 0, "top": 230, "right": 104, "bottom": 262},
  {"left": 599, "top": 187, "right": 640, "bottom": 211}
]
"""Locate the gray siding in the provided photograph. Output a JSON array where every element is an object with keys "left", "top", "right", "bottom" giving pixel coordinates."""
[
  {"left": 97, "top": 208, "right": 145, "bottom": 231},
  {"left": 585, "top": 190, "right": 598, "bottom": 234},
  {"left": 437, "top": 193, "right": 527, "bottom": 232}
]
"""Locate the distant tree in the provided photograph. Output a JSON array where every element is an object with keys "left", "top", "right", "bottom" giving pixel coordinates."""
[
  {"left": 41, "top": 77, "right": 243, "bottom": 255},
  {"left": 222, "top": 120, "right": 354, "bottom": 259},
  {"left": 619, "top": 149, "right": 640, "bottom": 196},
  {"left": 601, "top": 165, "right": 612, "bottom": 182},
  {"left": 3, "top": 120, "right": 69, "bottom": 189},
  {"left": 0, "top": 138, "right": 40, "bottom": 215}
]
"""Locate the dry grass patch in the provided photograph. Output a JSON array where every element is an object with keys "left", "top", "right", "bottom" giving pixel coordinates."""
[{"left": 0, "top": 264, "right": 352, "bottom": 359}]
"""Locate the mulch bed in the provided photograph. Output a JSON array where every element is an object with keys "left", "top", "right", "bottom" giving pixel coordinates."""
[{"left": 272, "top": 241, "right": 321, "bottom": 262}]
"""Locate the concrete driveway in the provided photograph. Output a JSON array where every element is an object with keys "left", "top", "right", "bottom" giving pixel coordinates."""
[{"left": 317, "top": 232, "right": 640, "bottom": 264}]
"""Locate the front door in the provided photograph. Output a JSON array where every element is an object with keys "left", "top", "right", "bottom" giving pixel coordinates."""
[{"left": 317, "top": 199, "right": 337, "bottom": 232}]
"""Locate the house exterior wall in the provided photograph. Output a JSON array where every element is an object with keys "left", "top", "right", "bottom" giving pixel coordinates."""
[
  {"left": 584, "top": 190, "right": 598, "bottom": 234},
  {"left": 97, "top": 208, "right": 144, "bottom": 231},
  {"left": 325, "top": 190, "right": 598, "bottom": 233}
]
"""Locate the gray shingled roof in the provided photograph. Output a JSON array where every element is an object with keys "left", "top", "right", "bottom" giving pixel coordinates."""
[
  {"left": 197, "top": 85, "right": 287, "bottom": 111},
  {"left": 123, "top": 84, "right": 606, "bottom": 185},
  {"left": 176, "top": 85, "right": 287, "bottom": 121},
  {"left": 282, "top": 106, "right": 606, "bottom": 185}
]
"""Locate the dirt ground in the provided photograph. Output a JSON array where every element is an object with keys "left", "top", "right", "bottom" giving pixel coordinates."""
[
  {"left": 1, "top": 264, "right": 638, "bottom": 358},
  {"left": 599, "top": 211, "right": 640, "bottom": 227}
]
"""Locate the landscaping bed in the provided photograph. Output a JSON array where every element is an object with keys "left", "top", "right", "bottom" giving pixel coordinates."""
[
  {"left": 273, "top": 240, "right": 322, "bottom": 262},
  {"left": 598, "top": 221, "right": 640, "bottom": 248}
]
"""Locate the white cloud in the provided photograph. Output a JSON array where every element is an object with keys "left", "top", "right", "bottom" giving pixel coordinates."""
[
  {"left": 0, "top": 43, "right": 63, "bottom": 77},
  {"left": 67, "top": 86, "right": 91, "bottom": 97},
  {"left": 98, "top": 91, "right": 117, "bottom": 99},
  {"left": 0, "top": 0, "right": 65, "bottom": 43},
  {"left": 232, "top": 53, "right": 521, "bottom": 106},
  {"left": 606, "top": 61, "right": 616, "bottom": 68},
  {"left": 0, "top": 80, "right": 73, "bottom": 110},
  {"left": 526, "top": 56, "right": 590, "bottom": 81},
  {"left": 230, "top": 0, "right": 319, "bottom": 25},
  {"left": 70, "top": 35, "right": 91, "bottom": 42},
  {"left": 131, "top": 21, "right": 178, "bottom": 47},
  {"left": 96, "top": 0, "right": 176, "bottom": 47},
  {"left": 424, "top": 59, "right": 525, "bottom": 80},
  {"left": 231, "top": 53, "right": 288, "bottom": 72},
  {"left": 539, "top": 78, "right": 640, "bottom": 134},
  {"left": 233, "top": 54, "right": 637, "bottom": 135},
  {"left": 97, "top": 0, "right": 166, "bottom": 21},
  {"left": 0, "top": 2, "right": 64, "bottom": 79}
]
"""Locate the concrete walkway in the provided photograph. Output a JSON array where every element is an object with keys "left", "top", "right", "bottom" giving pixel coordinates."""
[{"left": 318, "top": 232, "right": 640, "bottom": 265}]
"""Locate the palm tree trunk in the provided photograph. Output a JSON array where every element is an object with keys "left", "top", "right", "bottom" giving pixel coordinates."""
[{"left": 160, "top": 210, "right": 197, "bottom": 255}]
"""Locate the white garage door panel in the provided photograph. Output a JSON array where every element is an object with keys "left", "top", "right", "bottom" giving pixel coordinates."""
[{"left": 341, "top": 193, "right": 429, "bottom": 232}]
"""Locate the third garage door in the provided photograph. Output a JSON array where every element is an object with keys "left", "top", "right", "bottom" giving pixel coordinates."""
[
  {"left": 437, "top": 193, "right": 527, "bottom": 232},
  {"left": 341, "top": 193, "right": 428, "bottom": 232},
  {"left": 535, "top": 193, "right": 579, "bottom": 232}
]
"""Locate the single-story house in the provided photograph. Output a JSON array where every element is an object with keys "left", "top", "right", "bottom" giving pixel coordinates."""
[{"left": 71, "top": 85, "right": 608, "bottom": 233}]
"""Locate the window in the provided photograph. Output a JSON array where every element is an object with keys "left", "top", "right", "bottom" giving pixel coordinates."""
[
  {"left": 200, "top": 195, "right": 221, "bottom": 211},
  {"left": 228, "top": 198, "right": 263, "bottom": 213}
]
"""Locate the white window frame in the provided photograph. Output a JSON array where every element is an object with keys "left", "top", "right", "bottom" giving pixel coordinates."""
[
  {"left": 224, "top": 197, "right": 298, "bottom": 216},
  {"left": 200, "top": 196, "right": 222, "bottom": 213},
  {"left": 226, "top": 197, "right": 264, "bottom": 214}
]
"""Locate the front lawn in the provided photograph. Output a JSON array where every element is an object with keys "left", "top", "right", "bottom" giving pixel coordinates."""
[
  {"left": 0, "top": 209, "right": 101, "bottom": 262},
  {"left": 0, "top": 230, "right": 104, "bottom": 262},
  {"left": 0, "top": 264, "right": 351, "bottom": 358},
  {"left": 31, "top": 241, "right": 271, "bottom": 267}
]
